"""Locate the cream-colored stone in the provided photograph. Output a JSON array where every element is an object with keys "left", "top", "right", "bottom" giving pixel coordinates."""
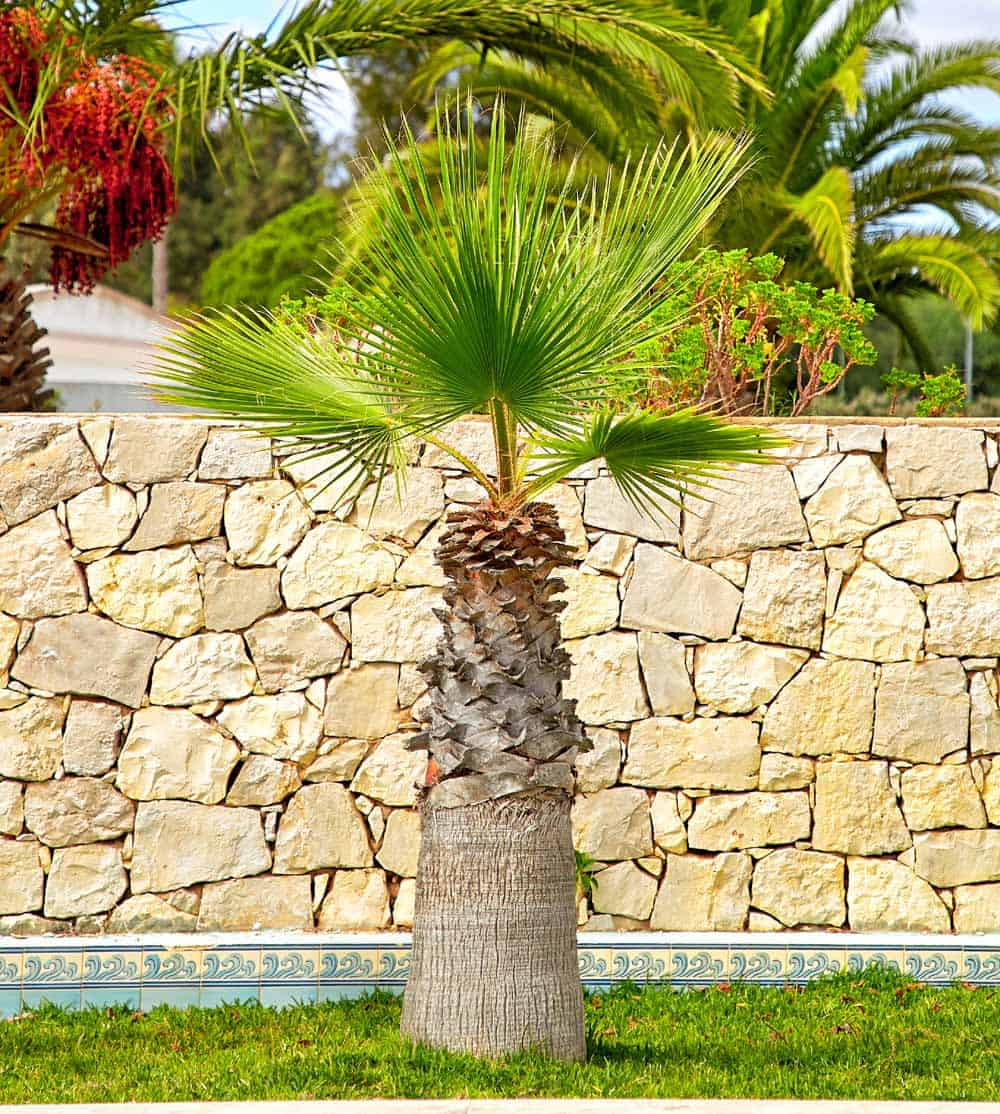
[
  {"left": 650, "top": 791, "right": 687, "bottom": 854},
  {"left": 44, "top": 844, "right": 127, "bottom": 918},
  {"left": 350, "top": 588, "right": 444, "bottom": 663},
  {"left": 886, "top": 426, "right": 987, "bottom": 498},
  {"left": 971, "top": 673, "right": 1000, "bottom": 755},
  {"left": 737, "top": 549, "right": 826, "bottom": 650},
  {"left": 393, "top": 878, "right": 416, "bottom": 927},
  {"left": 65, "top": 485, "right": 138, "bottom": 550},
  {"left": 105, "top": 894, "right": 197, "bottom": 933},
  {"left": 351, "top": 468, "right": 445, "bottom": 543},
  {"left": 537, "top": 484, "right": 588, "bottom": 556},
  {"left": 0, "top": 838, "right": 44, "bottom": 915},
  {"left": 564, "top": 632, "right": 649, "bottom": 724},
  {"left": 623, "top": 717, "right": 760, "bottom": 790},
  {"left": 149, "top": 633, "right": 256, "bottom": 706},
  {"left": 304, "top": 740, "right": 368, "bottom": 783},
  {"left": 197, "top": 876, "right": 313, "bottom": 931},
  {"left": 914, "top": 828, "right": 1000, "bottom": 887},
  {"left": 0, "top": 781, "right": 23, "bottom": 836},
  {"left": 683, "top": 464, "right": 808, "bottom": 560},
  {"left": 847, "top": 857, "right": 950, "bottom": 932},
  {"left": 376, "top": 810, "right": 420, "bottom": 877},
  {"left": 927, "top": 577, "right": 1000, "bottom": 656},
  {"left": 273, "top": 783, "right": 373, "bottom": 873},
  {"left": 985, "top": 761, "right": 1000, "bottom": 824},
  {"left": 350, "top": 733, "right": 425, "bottom": 806},
  {"left": 863, "top": 518, "right": 958, "bottom": 584},
  {"left": 555, "top": 570, "right": 620, "bottom": 639},
  {"left": 791, "top": 454, "right": 843, "bottom": 500},
  {"left": 123, "top": 482, "right": 225, "bottom": 550},
  {"left": 103, "top": 418, "right": 207, "bottom": 484},
  {"left": 822, "top": 562, "right": 925, "bottom": 661},
  {"left": 650, "top": 852, "right": 751, "bottom": 930},
  {"left": 198, "top": 430, "right": 272, "bottom": 480},
  {"left": 592, "top": 860, "right": 657, "bottom": 920},
  {"left": 227, "top": 755, "right": 301, "bottom": 806},
  {"left": 282, "top": 522, "right": 396, "bottom": 609},
  {"left": 803, "top": 454, "right": 901, "bottom": 546},
  {"left": 117, "top": 707, "right": 240, "bottom": 804},
  {"left": 621, "top": 545, "right": 741, "bottom": 639},
  {"left": 324, "top": 664, "right": 399, "bottom": 739},
  {"left": 572, "top": 787, "right": 652, "bottom": 860},
  {"left": 282, "top": 449, "right": 359, "bottom": 513},
  {"left": 318, "top": 868, "right": 390, "bottom": 930},
  {"left": 420, "top": 418, "right": 496, "bottom": 473},
  {"left": 24, "top": 778, "right": 133, "bottom": 847},
  {"left": 225, "top": 480, "right": 311, "bottom": 566},
  {"left": 836, "top": 425, "right": 884, "bottom": 452},
  {"left": 872, "top": 659, "right": 969, "bottom": 763},
  {"left": 710, "top": 559, "right": 748, "bottom": 587},
  {"left": 901, "top": 764, "right": 986, "bottom": 830},
  {"left": 203, "top": 562, "right": 281, "bottom": 632},
  {"left": 812, "top": 761, "right": 911, "bottom": 855},
  {"left": 62, "top": 700, "right": 125, "bottom": 776},
  {"left": 694, "top": 643, "right": 807, "bottom": 714},
  {"left": 688, "top": 791, "right": 811, "bottom": 851},
  {"left": 0, "top": 614, "right": 16, "bottom": 681},
  {"left": 11, "top": 613, "right": 159, "bottom": 708},
  {"left": 758, "top": 753, "right": 814, "bottom": 791},
  {"left": 130, "top": 800, "right": 270, "bottom": 892},
  {"left": 953, "top": 883, "right": 1000, "bottom": 932},
  {"left": 0, "top": 511, "right": 86, "bottom": 619},
  {"left": 244, "top": 611, "right": 347, "bottom": 692},
  {"left": 575, "top": 729, "right": 621, "bottom": 793},
  {"left": 87, "top": 547, "right": 203, "bottom": 637},
  {"left": 218, "top": 693, "right": 322, "bottom": 763},
  {"left": 751, "top": 849, "right": 845, "bottom": 927},
  {"left": 0, "top": 697, "right": 64, "bottom": 781},
  {"left": 583, "top": 477, "right": 679, "bottom": 542},
  {"left": 0, "top": 421, "right": 101, "bottom": 525},
  {"left": 955, "top": 492, "right": 1000, "bottom": 579},
  {"left": 583, "top": 533, "right": 635, "bottom": 576},
  {"left": 636, "top": 633, "right": 695, "bottom": 716},
  {"left": 0, "top": 690, "right": 25, "bottom": 712},
  {"left": 395, "top": 520, "right": 448, "bottom": 587}
]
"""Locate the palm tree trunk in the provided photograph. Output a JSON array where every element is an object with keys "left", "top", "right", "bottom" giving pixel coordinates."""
[
  {"left": 0, "top": 258, "right": 52, "bottom": 412},
  {"left": 401, "top": 502, "right": 588, "bottom": 1062}
]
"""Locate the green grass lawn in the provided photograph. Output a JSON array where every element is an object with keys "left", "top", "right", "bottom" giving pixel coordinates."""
[{"left": 1, "top": 970, "right": 997, "bottom": 1102}]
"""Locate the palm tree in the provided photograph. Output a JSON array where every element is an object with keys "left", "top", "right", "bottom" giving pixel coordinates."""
[{"left": 149, "top": 101, "right": 780, "bottom": 1061}]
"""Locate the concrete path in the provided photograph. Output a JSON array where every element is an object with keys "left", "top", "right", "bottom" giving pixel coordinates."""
[{"left": 2, "top": 1102, "right": 998, "bottom": 1113}]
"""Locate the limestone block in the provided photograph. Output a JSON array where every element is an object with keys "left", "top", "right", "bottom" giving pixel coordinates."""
[
  {"left": 901, "top": 764, "right": 986, "bottom": 830},
  {"left": 575, "top": 728, "right": 621, "bottom": 793},
  {"left": 803, "top": 454, "right": 901, "bottom": 546},
  {"left": 835, "top": 425, "right": 884, "bottom": 453},
  {"left": 24, "top": 778, "right": 133, "bottom": 847},
  {"left": 564, "top": 632, "right": 649, "bottom": 724},
  {"left": 317, "top": 868, "right": 391, "bottom": 930},
  {"left": 985, "top": 761, "right": 1000, "bottom": 824},
  {"left": 650, "top": 791, "right": 687, "bottom": 854},
  {"left": 623, "top": 717, "right": 760, "bottom": 790},
  {"left": 771, "top": 424, "right": 829, "bottom": 459},
  {"left": 636, "top": 633, "right": 694, "bottom": 717},
  {"left": 395, "top": 520, "right": 448, "bottom": 587},
  {"left": 621, "top": 545, "right": 741, "bottom": 640},
  {"left": 956, "top": 493, "right": 1000, "bottom": 579},
  {"left": 693, "top": 643, "right": 807, "bottom": 713},
  {"left": 592, "top": 860, "right": 657, "bottom": 920},
  {"left": 953, "top": 883, "right": 1000, "bottom": 933},
  {"left": 863, "top": 518, "right": 958, "bottom": 584},
  {"left": 62, "top": 700, "right": 125, "bottom": 777},
  {"left": 0, "top": 913, "right": 71, "bottom": 936},
  {"left": 376, "top": 809, "right": 420, "bottom": 877},
  {"left": 350, "top": 468, "right": 445, "bottom": 543},
  {"left": 273, "top": 783, "right": 373, "bottom": 873},
  {"left": 105, "top": 894, "right": 197, "bottom": 933},
  {"left": 812, "top": 761, "right": 910, "bottom": 855},
  {"left": 886, "top": 426, "right": 987, "bottom": 498},
  {"left": 350, "top": 588, "right": 444, "bottom": 663},
  {"left": 584, "top": 533, "right": 635, "bottom": 576},
  {"left": 103, "top": 417, "right": 208, "bottom": 484},
  {"left": 0, "top": 697, "right": 64, "bottom": 780},
  {"left": 555, "top": 569, "right": 620, "bottom": 639},
  {"left": 130, "top": 800, "right": 270, "bottom": 892},
  {"left": 303, "top": 740, "right": 368, "bottom": 783},
  {"left": 218, "top": 693, "right": 322, "bottom": 763},
  {"left": 751, "top": 849, "right": 845, "bottom": 927},
  {"left": 927, "top": 577, "right": 1000, "bottom": 656},
  {"left": 118, "top": 707, "right": 240, "bottom": 803},
  {"left": 227, "top": 756, "right": 301, "bottom": 806},
  {"left": 87, "top": 547, "right": 204, "bottom": 637},
  {"left": 65, "top": 485, "right": 138, "bottom": 550},
  {"left": 0, "top": 614, "right": 16, "bottom": 680},
  {"left": 350, "top": 733, "right": 425, "bottom": 806},
  {"left": 420, "top": 418, "right": 496, "bottom": 474},
  {"left": 197, "top": 876, "right": 313, "bottom": 931},
  {"left": 683, "top": 463, "right": 809, "bottom": 560},
  {"left": 123, "top": 482, "right": 226, "bottom": 551},
  {"left": 847, "top": 857, "right": 950, "bottom": 932},
  {"left": 282, "top": 449, "right": 359, "bottom": 513},
  {"left": 650, "top": 851, "right": 751, "bottom": 931},
  {"left": 0, "top": 511, "right": 87, "bottom": 618},
  {"left": 572, "top": 787, "right": 652, "bottom": 860},
  {"left": 0, "top": 838, "right": 44, "bottom": 915},
  {"left": 737, "top": 549, "right": 826, "bottom": 650},
  {"left": 322, "top": 665, "right": 399, "bottom": 740},
  {"left": 202, "top": 562, "right": 281, "bottom": 632},
  {"left": 149, "top": 633, "right": 256, "bottom": 706},
  {"left": 44, "top": 844, "right": 127, "bottom": 918},
  {"left": 535, "top": 484, "right": 588, "bottom": 557},
  {"left": 78, "top": 416, "right": 112, "bottom": 466},
  {"left": 0, "top": 780, "right": 23, "bottom": 835},
  {"left": 914, "top": 829, "right": 1000, "bottom": 887},
  {"left": 872, "top": 659, "right": 969, "bottom": 763},
  {"left": 224, "top": 480, "right": 311, "bottom": 566},
  {"left": 393, "top": 878, "right": 416, "bottom": 926},
  {"left": 0, "top": 421, "right": 101, "bottom": 525},
  {"left": 971, "top": 673, "right": 1000, "bottom": 755},
  {"left": 198, "top": 429, "right": 272, "bottom": 480},
  {"left": 687, "top": 791, "right": 811, "bottom": 851},
  {"left": 282, "top": 523, "right": 396, "bottom": 609},
  {"left": 244, "top": 611, "right": 347, "bottom": 692},
  {"left": 822, "top": 562, "right": 924, "bottom": 662},
  {"left": 791, "top": 454, "right": 843, "bottom": 500},
  {"left": 758, "top": 753, "right": 814, "bottom": 791},
  {"left": 583, "top": 477, "right": 679, "bottom": 542}
]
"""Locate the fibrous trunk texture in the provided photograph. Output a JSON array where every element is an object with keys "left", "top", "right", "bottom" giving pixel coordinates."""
[
  {"left": 402, "top": 503, "right": 588, "bottom": 1062},
  {"left": 0, "top": 258, "right": 51, "bottom": 412}
]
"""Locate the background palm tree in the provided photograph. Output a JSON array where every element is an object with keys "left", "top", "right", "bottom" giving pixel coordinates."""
[{"left": 149, "top": 101, "right": 780, "bottom": 1061}]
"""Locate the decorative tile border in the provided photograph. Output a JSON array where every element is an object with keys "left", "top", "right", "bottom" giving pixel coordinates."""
[{"left": 1, "top": 931, "right": 998, "bottom": 1015}]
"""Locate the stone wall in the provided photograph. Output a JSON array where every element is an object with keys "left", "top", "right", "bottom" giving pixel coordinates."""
[{"left": 2, "top": 415, "right": 1000, "bottom": 937}]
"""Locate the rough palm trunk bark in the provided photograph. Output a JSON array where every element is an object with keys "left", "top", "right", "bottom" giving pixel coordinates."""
[
  {"left": 401, "top": 502, "right": 588, "bottom": 1062},
  {"left": 0, "top": 258, "right": 52, "bottom": 412}
]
